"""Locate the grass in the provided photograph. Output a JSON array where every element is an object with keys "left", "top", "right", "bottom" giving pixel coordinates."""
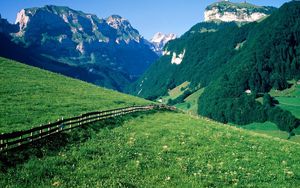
[
  {"left": 1, "top": 112, "right": 300, "bottom": 187},
  {"left": 0, "top": 57, "right": 150, "bottom": 133},
  {"left": 239, "top": 122, "right": 300, "bottom": 143},
  {"left": 168, "top": 81, "right": 190, "bottom": 97},
  {"left": 160, "top": 81, "right": 190, "bottom": 103},
  {"left": 175, "top": 88, "right": 205, "bottom": 114},
  {"left": 270, "top": 81, "right": 300, "bottom": 118},
  {"left": 1, "top": 57, "right": 300, "bottom": 187},
  {"left": 276, "top": 97, "right": 300, "bottom": 118}
]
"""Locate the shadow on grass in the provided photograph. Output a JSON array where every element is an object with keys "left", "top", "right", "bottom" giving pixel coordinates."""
[{"left": 0, "top": 110, "right": 161, "bottom": 172}]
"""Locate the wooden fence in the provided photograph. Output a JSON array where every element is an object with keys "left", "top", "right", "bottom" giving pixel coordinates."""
[{"left": 0, "top": 104, "right": 175, "bottom": 153}]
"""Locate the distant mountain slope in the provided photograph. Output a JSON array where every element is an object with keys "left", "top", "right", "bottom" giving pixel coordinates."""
[
  {"left": 0, "top": 57, "right": 150, "bottom": 133},
  {"left": 129, "top": 1, "right": 300, "bottom": 133},
  {"left": 13, "top": 5, "right": 158, "bottom": 76},
  {"left": 129, "top": 21, "right": 252, "bottom": 99},
  {"left": 0, "top": 14, "right": 18, "bottom": 34},
  {"left": 0, "top": 33, "right": 131, "bottom": 91},
  {"left": 0, "top": 5, "right": 158, "bottom": 90},
  {"left": 205, "top": 1, "right": 276, "bottom": 22}
]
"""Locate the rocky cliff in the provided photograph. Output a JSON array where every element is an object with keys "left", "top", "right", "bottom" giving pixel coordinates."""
[
  {"left": 12, "top": 5, "right": 158, "bottom": 78},
  {"left": 204, "top": 1, "right": 276, "bottom": 22}
]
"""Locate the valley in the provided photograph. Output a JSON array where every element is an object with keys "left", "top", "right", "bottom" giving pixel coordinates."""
[
  {"left": 0, "top": 0, "right": 299, "bottom": 187},
  {"left": 131, "top": 1, "right": 300, "bottom": 138}
]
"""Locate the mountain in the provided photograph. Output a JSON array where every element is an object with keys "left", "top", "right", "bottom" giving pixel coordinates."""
[
  {"left": 0, "top": 14, "right": 18, "bottom": 34},
  {"left": 149, "top": 32, "right": 176, "bottom": 55},
  {"left": 199, "top": 1, "right": 300, "bottom": 132},
  {"left": 2, "top": 5, "right": 158, "bottom": 91},
  {"left": 0, "top": 32, "right": 132, "bottom": 91},
  {"left": 205, "top": 1, "right": 276, "bottom": 22},
  {"left": 128, "top": 21, "right": 249, "bottom": 99},
  {"left": 129, "top": 1, "right": 300, "bottom": 133}
]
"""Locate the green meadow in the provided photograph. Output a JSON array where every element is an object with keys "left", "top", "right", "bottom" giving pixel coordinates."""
[
  {"left": 1, "top": 57, "right": 300, "bottom": 187},
  {"left": 1, "top": 112, "right": 299, "bottom": 187},
  {"left": 0, "top": 57, "right": 150, "bottom": 133}
]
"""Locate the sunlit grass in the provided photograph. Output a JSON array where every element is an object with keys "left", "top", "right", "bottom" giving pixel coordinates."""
[
  {"left": 0, "top": 57, "right": 150, "bottom": 133},
  {"left": 1, "top": 112, "right": 300, "bottom": 187}
]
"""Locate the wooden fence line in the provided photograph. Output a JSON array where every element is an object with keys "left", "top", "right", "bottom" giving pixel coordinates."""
[{"left": 0, "top": 104, "right": 175, "bottom": 153}]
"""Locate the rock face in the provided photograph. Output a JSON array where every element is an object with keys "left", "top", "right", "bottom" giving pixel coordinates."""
[
  {"left": 150, "top": 32, "right": 176, "bottom": 55},
  {"left": 204, "top": 1, "right": 276, "bottom": 22},
  {"left": 12, "top": 5, "right": 158, "bottom": 78}
]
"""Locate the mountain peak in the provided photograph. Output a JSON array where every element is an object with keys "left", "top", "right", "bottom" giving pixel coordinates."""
[
  {"left": 106, "top": 14, "right": 129, "bottom": 29},
  {"left": 150, "top": 32, "right": 176, "bottom": 55},
  {"left": 151, "top": 32, "right": 176, "bottom": 43},
  {"left": 205, "top": 1, "right": 277, "bottom": 22}
]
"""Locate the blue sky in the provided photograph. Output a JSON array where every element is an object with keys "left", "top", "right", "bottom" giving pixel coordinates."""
[{"left": 0, "top": 0, "right": 290, "bottom": 40}]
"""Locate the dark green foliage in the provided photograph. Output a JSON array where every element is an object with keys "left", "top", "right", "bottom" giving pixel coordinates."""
[
  {"left": 129, "top": 22, "right": 253, "bottom": 98},
  {"left": 199, "top": 2, "right": 300, "bottom": 132},
  {"left": 263, "top": 94, "right": 278, "bottom": 107}
]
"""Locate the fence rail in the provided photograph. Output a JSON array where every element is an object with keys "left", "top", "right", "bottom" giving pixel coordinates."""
[{"left": 0, "top": 104, "right": 175, "bottom": 153}]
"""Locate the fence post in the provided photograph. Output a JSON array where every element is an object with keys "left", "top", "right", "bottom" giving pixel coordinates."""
[
  {"left": 79, "top": 114, "right": 82, "bottom": 126},
  {"left": 5, "top": 137, "right": 8, "bottom": 151},
  {"left": 56, "top": 119, "right": 60, "bottom": 132},
  {"left": 30, "top": 127, "right": 33, "bottom": 142},
  {"left": 39, "top": 124, "right": 42, "bottom": 139},
  {"left": 47, "top": 122, "right": 51, "bottom": 136},
  {"left": 61, "top": 117, "right": 64, "bottom": 131},
  {"left": 18, "top": 135, "right": 22, "bottom": 146}
]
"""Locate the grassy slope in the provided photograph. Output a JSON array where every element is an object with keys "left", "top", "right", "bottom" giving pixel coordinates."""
[
  {"left": 1, "top": 112, "right": 300, "bottom": 187},
  {"left": 0, "top": 57, "right": 150, "bottom": 133},
  {"left": 240, "top": 122, "right": 300, "bottom": 143},
  {"left": 175, "top": 88, "right": 205, "bottom": 114},
  {"left": 159, "top": 81, "right": 190, "bottom": 103},
  {"left": 270, "top": 81, "right": 300, "bottom": 118}
]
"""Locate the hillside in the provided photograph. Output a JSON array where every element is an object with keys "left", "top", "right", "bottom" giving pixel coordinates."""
[
  {"left": 0, "top": 33, "right": 131, "bottom": 91},
  {"left": 0, "top": 57, "right": 150, "bottom": 133},
  {"left": 199, "top": 1, "right": 300, "bottom": 132},
  {"left": 1, "top": 112, "right": 300, "bottom": 187},
  {"left": 129, "top": 1, "right": 300, "bottom": 134},
  {"left": 128, "top": 21, "right": 250, "bottom": 99}
]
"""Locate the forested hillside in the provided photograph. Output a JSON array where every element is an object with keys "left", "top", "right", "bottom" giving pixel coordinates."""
[
  {"left": 129, "top": 21, "right": 254, "bottom": 99},
  {"left": 129, "top": 1, "right": 300, "bottom": 133},
  {"left": 199, "top": 1, "right": 300, "bottom": 133}
]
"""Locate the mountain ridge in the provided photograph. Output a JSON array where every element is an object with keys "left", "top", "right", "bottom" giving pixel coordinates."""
[{"left": 1, "top": 5, "right": 158, "bottom": 91}]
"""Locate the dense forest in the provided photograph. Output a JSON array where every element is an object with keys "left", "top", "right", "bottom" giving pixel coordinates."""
[
  {"left": 199, "top": 1, "right": 300, "bottom": 133},
  {"left": 128, "top": 21, "right": 254, "bottom": 99}
]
